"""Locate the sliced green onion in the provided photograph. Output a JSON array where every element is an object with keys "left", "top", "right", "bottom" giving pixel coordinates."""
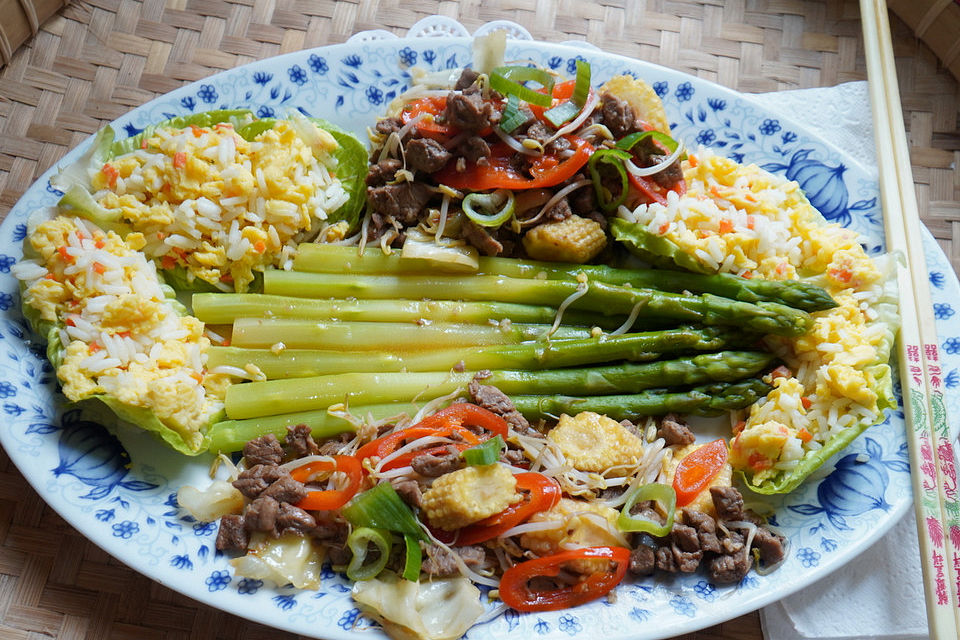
[
  {"left": 346, "top": 527, "right": 392, "bottom": 581},
  {"left": 499, "top": 94, "right": 527, "bottom": 133},
  {"left": 617, "top": 482, "right": 676, "bottom": 536},
  {"left": 462, "top": 190, "right": 515, "bottom": 228},
  {"left": 489, "top": 66, "right": 554, "bottom": 107},
  {"left": 462, "top": 435, "right": 505, "bottom": 466},
  {"left": 342, "top": 482, "right": 426, "bottom": 539},
  {"left": 402, "top": 534, "right": 422, "bottom": 581},
  {"left": 544, "top": 60, "right": 592, "bottom": 127},
  {"left": 588, "top": 148, "right": 631, "bottom": 211},
  {"left": 616, "top": 130, "right": 686, "bottom": 160}
]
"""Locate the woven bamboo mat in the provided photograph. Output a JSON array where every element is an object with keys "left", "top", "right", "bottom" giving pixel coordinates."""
[{"left": 0, "top": 1, "right": 958, "bottom": 638}]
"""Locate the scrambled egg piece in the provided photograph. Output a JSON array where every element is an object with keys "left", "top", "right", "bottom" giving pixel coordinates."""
[
  {"left": 662, "top": 443, "right": 733, "bottom": 516},
  {"left": 547, "top": 411, "right": 645, "bottom": 474},
  {"left": 91, "top": 119, "right": 344, "bottom": 291}
]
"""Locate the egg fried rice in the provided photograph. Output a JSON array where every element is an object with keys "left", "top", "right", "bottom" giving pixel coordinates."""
[
  {"left": 14, "top": 213, "right": 230, "bottom": 452},
  {"left": 89, "top": 119, "right": 349, "bottom": 291},
  {"left": 617, "top": 148, "right": 898, "bottom": 492}
]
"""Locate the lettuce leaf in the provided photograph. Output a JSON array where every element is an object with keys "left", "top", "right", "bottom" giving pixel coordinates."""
[{"left": 610, "top": 217, "right": 710, "bottom": 273}]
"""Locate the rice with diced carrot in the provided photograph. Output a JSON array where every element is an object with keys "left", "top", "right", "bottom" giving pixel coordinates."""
[
  {"left": 91, "top": 120, "right": 349, "bottom": 291},
  {"left": 619, "top": 148, "right": 898, "bottom": 485},
  {"left": 13, "top": 213, "right": 231, "bottom": 451}
]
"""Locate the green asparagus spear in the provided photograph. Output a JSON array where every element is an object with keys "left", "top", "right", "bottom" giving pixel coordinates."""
[
  {"left": 293, "top": 244, "right": 836, "bottom": 312},
  {"left": 223, "top": 351, "right": 774, "bottom": 419},
  {"left": 207, "top": 326, "right": 752, "bottom": 378},
  {"left": 263, "top": 271, "right": 812, "bottom": 337},
  {"left": 229, "top": 318, "right": 589, "bottom": 350},
  {"left": 205, "top": 377, "right": 773, "bottom": 452},
  {"left": 192, "top": 293, "right": 611, "bottom": 326},
  {"left": 510, "top": 377, "right": 773, "bottom": 420}
]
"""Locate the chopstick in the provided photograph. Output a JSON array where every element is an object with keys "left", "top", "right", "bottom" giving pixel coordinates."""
[{"left": 860, "top": 0, "right": 960, "bottom": 636}]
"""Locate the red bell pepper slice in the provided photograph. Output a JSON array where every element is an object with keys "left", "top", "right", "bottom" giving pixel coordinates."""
[
  {"left": 499, "top": 546, "right": 631, "bottom": 612},
  {"left": 401, "top": 96, "right": 455, "bottom": 138},
  {"left": 432, "top": 136, "right": 594, "bottom": 191},
  {"left": 454, "top": 472, "right": 561, "bottom": 545},
  {"left": 672, "top": 438, "right": 728, "bottom": 507},
  {"left": 290, "top": 455, "right": 363, "bottom": 511},
  {"left": 354, "top": 404, "right": 509, "bottom": 472}
]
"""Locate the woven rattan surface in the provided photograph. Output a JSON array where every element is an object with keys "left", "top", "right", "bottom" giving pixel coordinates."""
[{"left": 1, "top": 1, "right": 958, "bottom": 638}]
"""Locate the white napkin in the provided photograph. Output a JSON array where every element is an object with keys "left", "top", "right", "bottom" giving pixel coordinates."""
[{"left": 749, "top": 81, "right": 936, "bottom": 640}]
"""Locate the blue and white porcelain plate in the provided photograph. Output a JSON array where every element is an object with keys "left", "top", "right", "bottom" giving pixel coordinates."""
[{"left": 1, "top": 21, "right": 959, "bottom": 640}]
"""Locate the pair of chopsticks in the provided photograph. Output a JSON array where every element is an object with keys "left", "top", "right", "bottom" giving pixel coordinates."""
[{"left": 860, "top": 1, "right": 960, "bottom": 637}]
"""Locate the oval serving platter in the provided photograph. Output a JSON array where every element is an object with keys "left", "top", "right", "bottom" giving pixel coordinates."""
[{"left": 2, "top": 27, "right": 960, "bottom": 640}]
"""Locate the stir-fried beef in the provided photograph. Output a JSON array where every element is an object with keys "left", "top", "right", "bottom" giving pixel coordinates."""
[
  {"left": 468, "top": 377, "right": 533, "bottom": 433},
  {"left": 650, "top": 160, "right": 684, "bottom": 191},
  {"left": 276, "top": 503, "right": 317, "bottom": 536},
  {"left": 620, "top": 419, "right": 644, "bottom": 439},
  {"left": 216, "top": 515, "right": 249, "bottom": 552},
  {"left": 711, "top": 486, "right": 746, "bottom": 521},
  {"left": 444, "top": 89, "right": 497, "bottom": 131},
  {"left": 422, "top": 544, "right": 491, "bottom": 576},
  {"left": 367, "top": 181, "right": 433, "bottom": 226},
  {"left": 391, "top": 478, "right": 423, "bottom": 509},
  {"left": 461, "top": 218, "right": 504, "bottom": 256},
  {"left": 542, "top": 197, "right": 573, "bottom": 223},
  {"left": 375, "top": 117, "right": 404, "bottom": 136},
  {"left": 411, "top": 446, "right": 465, "bottom": 477},
  {"left": 312, "top": 511, "right": 349, "bottom": 541},
  {"left": 244, "top": 495, "right": 280, "bottom": 533},
  {"left": 600, "top": 94, "right": 638, "bottom": 138},
  {"left": 671, "top": 524, "right": 701, "bottom": 553},
  {"left": 683, "top": 508, "right": 721, "bottom": 554},
  {"left": 406, "top": 138, "right": 452, "bottom": 173},
  {"left": 243, "top": 433, "right": 284, "bottom": 467},
  {"left": 629, "top": 544, "right": 657, "bottom": 575},
  {"left": 454, "top": 68, "right": 480, "bottom": 91},
  {"left": 260, "top": 474, "right": 308, "bottom": 504},
  {"left": 366, "top": 158, "right": 402, "bottom": 187},
  {"left": 286, "top": 423, "right": 320, "bottom": 457},
  {"left": 233, "top": 464, "right": 286, "bottom": 499},
  {"left": 657, "top": 413, "right": 696, "bottom": 446},
  {"left": 459, "top": 135, "right": 491, "bottom": 164},
  {"left": 627, "top": 134, "right": 684, "bottom": 190},
  {"left": 753, "top": 527, "right": 787, "bottom": 566},
  {"left": 569, "top": 177, "right": 597, "bottom": 214},
  {"left": 707, "top": 550, "right": 753, "bottom": 584}
]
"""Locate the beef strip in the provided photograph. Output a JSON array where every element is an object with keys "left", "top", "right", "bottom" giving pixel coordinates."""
[
  {"left": 411, "top": 446, "right": 464, "bottom": 477},
  {"left": 619, "top": 419, "right": 644, "bottom": 439},
  {"left": 366, "top": 158, "right": 402, "bottom": 187},
  {"left": 454, "top": 68, "right": 480, "bottom": 91},
  {"left": 233, "top": 464, "right": 285, "bottom": 500},
  {"left": 444, "top": 90, "right": 495, "bottom": 131},
  {"left": 650, "top": 160, "right": 684, "bottom": 191},
  {"left": 215, "top": 514, "right": 249, "bottom": 552},
  {"left": 312, "top": 511, "right": 349, "bottom": 541},
  {"left": 656, "top": 413, "right": 696, "bottom": 446},
  {"left": 260, "top": 474, "right": 308, "bottom": 504},
  {"left": 405, "top": 138, "right": 452, "bottom": 173},
  {"left": 422, "top": 545, "right": 490, "bottom": 576},
  {"left": 568, "top": 175, "right": 597, "bottom": 214},
  {"left": 670, "top": 524, "right": 700, "bottom": 553},
  {"left": 629, "top": 544, "right": 656, "bottom": 575},
  {"left": 600, "top": 94, "right": 638, "bottom": 138},
  {"left": 244, "top": 496, "right": 280, "bottom": 533},
  {"left": 375, "top": 117, "right": 404, "bottom": 136},
  {"left": 276, "top": 503, "right": 317, "bottom": 536},
  {"left": 459, "top": 136, "right": 491, "bottom": 164},
  {"left": 710, "top": 486, "right": 746, "bottom": 522},
  {"left": 243, "top": 433, "right": 284, "bottom": 467},
  {"left": 753, "top": 527, "right": 787, "bottom": 566},
  {"left": 327, "top": 544, "right": 351, "bottom": 567},
  {"left": 367, "top": 181, "right": 434, "bottom": 226},
  {"left": 654, "top": 545, "right": 677, "bottom": 572},
  {"left": 501, "top": 448, "right": 526, "bottom": 466},
  {"left": 683, "top": 508, "right": 721, "bottom": 554},
  {"left": 391, "top": 478, "right": 423, "bottom": 509},
  {"left": 719, "top": 529, "right": 745, "bottom": 555},
  {"left": 286, "top": 423, "right": 320, "bottom": 457},
  {"left": 707, "top": 551, "right": 752, "bottom": 584},
  {"left": 468, "top": 377, "right": 534, "bottom": 434},
  {"left": 543, "top": 197, "right": 572, "bottom": 223},
  {"left": 461, "top": 218, "right": 504, "bottom": 256}
]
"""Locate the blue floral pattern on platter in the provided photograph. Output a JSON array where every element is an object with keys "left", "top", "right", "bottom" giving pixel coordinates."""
[{"left": 1, "top": 34, "right": 959, "bottom": 640}]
